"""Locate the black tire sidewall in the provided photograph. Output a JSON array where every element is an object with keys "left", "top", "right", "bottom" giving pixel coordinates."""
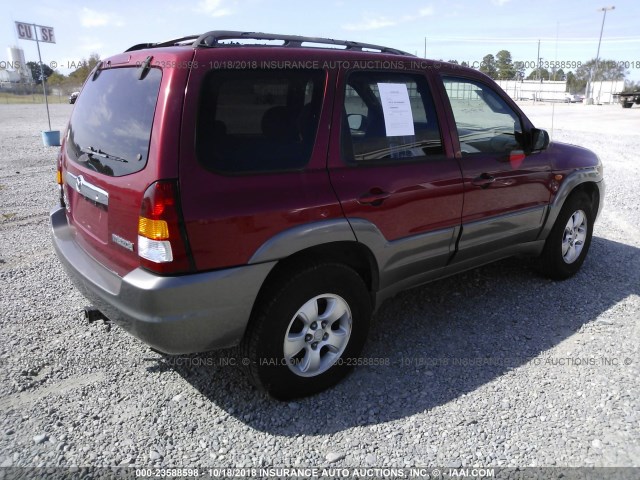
[
  {"left": 541, "top": 191, "right": 594, "bottom": 279},
  {"left": 247, "top": 264, "right": 371, "bottom": 399}
]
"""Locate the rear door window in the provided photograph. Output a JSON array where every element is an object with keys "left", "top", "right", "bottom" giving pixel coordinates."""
[
  {"left": 197, "top": 69, "right": 325, "bottom": 174},
  {"left": 342, "top": 71, "right": 444, "bottom": 164},
  {"left": 65, "top": 67, "right": 162, "bottom": 177}
]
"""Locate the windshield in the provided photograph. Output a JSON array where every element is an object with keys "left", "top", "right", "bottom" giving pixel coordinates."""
[{"left": 66, "top": 67, "right": 162, "bottom": 177}]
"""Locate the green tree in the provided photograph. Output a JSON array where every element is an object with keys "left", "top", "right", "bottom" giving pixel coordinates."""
[
  {"left": 622, "top": 80, "right": 640, "bottom": 93},
  {"left": 495, "top": 50, "right": 515, "bottom": 80},
  {"left": 576, "top": 58, "right": 627, "bottom": 82},
  {"left": 47, "top": 71, "right": 78, "bottom": 94},
  {"left": 526, "top": 68, "right": 550, "bottom": 81},
  {"left": 26, "top": 61, "right": 54, "bottom": 82},
  {"left": 577, "top": 58, "right": 626, "bottom": 98},
  {"left": 479, "top": 54, "right": 497, "bottom": 79},
  {"left": 47, "top": 71, "right": 66, "bottom": 89},
  {"left": 550, "top": 68, "right": 565, "bottom": 81},
  {"left": 513, "top": 61, "right": 526, "bottom": 80},
  {"left": 565, "top": 71, "right": 586, "bottom": 94},
  {"left": 68, "top": 53, "right": 102, "bottom": 85}
]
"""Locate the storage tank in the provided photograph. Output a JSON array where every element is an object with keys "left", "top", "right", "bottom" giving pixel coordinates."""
[{"left": 7, "top": 46, "right": 32, "bottom": 81}]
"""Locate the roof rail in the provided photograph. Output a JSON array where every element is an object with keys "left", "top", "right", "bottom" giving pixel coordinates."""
[
  {"left": 193, "top": 31, "right": 413, "bottom": 56},
  {"left": 124, "top": 31, "right": 413, "bottom": 56},
  {"left": 125, "top": 35, "right": 200, "bottom": 52}
]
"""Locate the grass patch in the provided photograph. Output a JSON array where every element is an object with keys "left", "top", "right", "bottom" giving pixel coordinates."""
[{"left": 0, "top": 92, "right": 69, "bottom": 105}]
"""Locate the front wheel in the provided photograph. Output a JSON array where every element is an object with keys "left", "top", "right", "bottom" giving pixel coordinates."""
[
  {"left": 241, "top": 263, "right": 372, "bottom": 399},
  {"left": 538, "top": 191, "right": 594, "bottom": 280}
]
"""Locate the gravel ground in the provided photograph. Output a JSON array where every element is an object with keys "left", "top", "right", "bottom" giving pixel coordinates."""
[{"left": 0, "top": 102, "right": 638, "bottom": 472}]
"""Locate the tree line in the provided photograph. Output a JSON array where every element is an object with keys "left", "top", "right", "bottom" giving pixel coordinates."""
[
  {"left": 25, "top": 53, "right": 101, "bottom": 94},
  {"left": 447, "top": 50, "right": 632, "bottom": 94}
]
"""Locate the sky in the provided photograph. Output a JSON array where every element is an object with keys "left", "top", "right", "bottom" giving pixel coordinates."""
[{"left": 2, "top": 0, "right": 639, "bottom": 81}]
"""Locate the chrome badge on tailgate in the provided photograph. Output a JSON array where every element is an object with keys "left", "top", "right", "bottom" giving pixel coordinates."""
[
  {"left": 111, "top": 233, "right": 134, "bottom": 252},
  {"left": 64, "top": 171, "right": 109, "bottom": 206}
]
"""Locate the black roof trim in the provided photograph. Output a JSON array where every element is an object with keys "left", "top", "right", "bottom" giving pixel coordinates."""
[
  {"left": 125, "top": 35, "right": 200, "bottom": 52},
  {"left": 125, "top": 31, "right": 413, "bottom": 56}
]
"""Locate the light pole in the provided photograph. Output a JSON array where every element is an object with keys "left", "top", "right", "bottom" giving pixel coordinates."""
[{"left": 586, "top": 6, "right": 615, "bottom": 104}]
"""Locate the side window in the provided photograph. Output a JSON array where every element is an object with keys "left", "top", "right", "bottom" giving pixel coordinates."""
[
  {"left": 197, "top": 69, "right": 325, "bottom": 174},
  {"left": 442, "top": 76, "right": 524, "bottom": 156},
  {"left": 342, "top": 72, "right": 444, "bottom": 164}
]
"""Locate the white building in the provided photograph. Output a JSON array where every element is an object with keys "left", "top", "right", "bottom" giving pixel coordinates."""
[
  {"left": 497, "top": 80, "right": 567, "bottom": 102},
  {"left": 0, "top": 69, "right": 22, "bottom": 83},
  {"left": 496, "top": 79, "right": 624, "bottom": 105}
]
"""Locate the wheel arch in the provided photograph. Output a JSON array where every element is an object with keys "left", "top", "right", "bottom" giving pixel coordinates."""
[
  {"left": 248, "top": 240, "right": 379, "bottom": 327},
  {"left": 570, "top": 181, "right": 601, "bottom": 219},
  {"left": 539, "top": 167, "right": 604, "bottom": 240},
  {"left": 537, "top": 185, "right": 596, "bottom": 280}
]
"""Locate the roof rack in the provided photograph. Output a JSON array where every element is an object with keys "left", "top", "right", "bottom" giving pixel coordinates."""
[
  {"left": 125, "top": 35, "right": 200, "bottom": 52},
  {"left": 125, "top": 31, "right": 413, "bottom": 56}
]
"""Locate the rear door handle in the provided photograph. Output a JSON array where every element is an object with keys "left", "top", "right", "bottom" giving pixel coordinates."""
[
  {"left": 472, "top": 173, "right": 495, "bottom": 188},
  {"left": 358, "top": 189, "right": 390, "bottom": 206}
]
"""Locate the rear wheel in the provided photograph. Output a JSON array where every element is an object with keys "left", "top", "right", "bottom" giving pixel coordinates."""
[
  {"left": 539, "top": 191, "right": 594, "bottom": 280},
  {"left": 242, "top": 263, "right": 372, "bottom": 399}
]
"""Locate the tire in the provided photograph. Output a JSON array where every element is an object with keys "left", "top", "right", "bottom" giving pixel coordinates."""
[
  {"left": 622, "top": 102, "right": 633, "bottom": 108},
  {"left": 241, "top": 263, "right": 372, "bottom": 399},
  {"left": 538, "top": 191, "right": 594, "bottom": 280}
]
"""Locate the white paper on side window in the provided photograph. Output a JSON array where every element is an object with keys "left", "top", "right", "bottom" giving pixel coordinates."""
[{"left": 377, "top": 83, "right": 415, "bottom": 137}]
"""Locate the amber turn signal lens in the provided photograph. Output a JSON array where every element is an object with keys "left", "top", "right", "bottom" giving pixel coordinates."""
[
  {"left": 56, "top": 170, "right": 63, "bottom": 185},
  {"left": 138, "top": 217, "right": 169, "bottom": 240}
]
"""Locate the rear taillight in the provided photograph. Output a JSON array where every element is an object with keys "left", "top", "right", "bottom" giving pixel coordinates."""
[
  {"left": 56, "top": 156, "right": 66, "bottom": 209},
  {"left": 138, "top": 180, "right": 191, "bottom": 274}
]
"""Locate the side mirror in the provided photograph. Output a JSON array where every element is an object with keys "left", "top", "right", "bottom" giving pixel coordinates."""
[
  {"left": 347, "top": 113, "right": 366, "bottom": 131},
  {"left": 530, "top": 128, "right": 549, "bottom": 152}
]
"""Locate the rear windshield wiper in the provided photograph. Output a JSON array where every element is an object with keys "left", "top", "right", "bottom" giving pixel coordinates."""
[{"left": 80, "top": 146, "right": 129, "bottom": 163}]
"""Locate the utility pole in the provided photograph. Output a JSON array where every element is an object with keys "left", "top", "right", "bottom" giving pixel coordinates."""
[
  {"left": 535, "top": 40, "right": 541, "bottom": 103},
  {"left": 586, "top": 6, "right": 615, "bottom": 104},
  {"left": 536, "top": 40, "right": 541, "bottom": 81}
]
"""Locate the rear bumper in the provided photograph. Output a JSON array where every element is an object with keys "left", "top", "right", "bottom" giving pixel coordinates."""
[{"left": 50, "top": 206, "right": 275, "bottom": 354}]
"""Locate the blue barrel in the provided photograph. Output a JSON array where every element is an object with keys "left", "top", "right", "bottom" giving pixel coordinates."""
[{"left": 42, "top": 130, "right": 61, "bottom": 147}]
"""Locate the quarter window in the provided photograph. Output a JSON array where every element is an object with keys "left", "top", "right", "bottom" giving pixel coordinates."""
[
  {"left": 197, "top": 69, "right": 325, "bottom": 174},
  {"left": 442, "top": 77, "right": 524, "bottom": 156},
  {"left": 342, "top": 72, "right": 444, "bottom": 164}
]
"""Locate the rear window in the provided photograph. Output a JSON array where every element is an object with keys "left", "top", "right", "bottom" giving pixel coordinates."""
[
  {"left": 197, "top": 69, "right": 325, "bottom": 174},
  {"left": 66, "top": 67, "right": 162, "bottom": 177}
]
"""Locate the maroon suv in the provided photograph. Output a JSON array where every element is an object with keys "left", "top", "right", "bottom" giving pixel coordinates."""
[{"left": 51, "top": 31, "right": 604, "bottom": 399}]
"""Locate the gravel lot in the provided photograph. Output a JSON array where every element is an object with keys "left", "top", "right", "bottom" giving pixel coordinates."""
[{"left": 0, "top": 102, "right": 638, "bottom": 472}]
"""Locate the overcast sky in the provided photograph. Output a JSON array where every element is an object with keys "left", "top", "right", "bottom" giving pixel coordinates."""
[{"left": 2, "top": 0, "right": 639, "bottom": 80}]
